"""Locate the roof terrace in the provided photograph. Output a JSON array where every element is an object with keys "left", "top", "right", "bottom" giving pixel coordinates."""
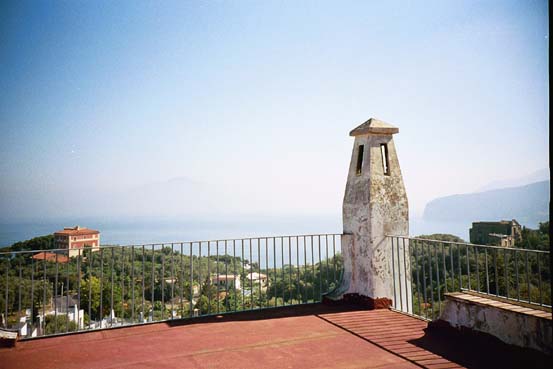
[
  {"left": 2, "top": 304, "right": 551, "bottom": 369},
  {"left": 1, "top": 119, "right": 550, "bottom": 367}
]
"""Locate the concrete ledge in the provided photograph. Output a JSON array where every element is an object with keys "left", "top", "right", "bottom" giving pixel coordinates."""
[
  {"left": 437, "top": 292, "right": 552, "bottom": 355},
  {"left": 0, "top": 328, "right": 18, "bottom": 348}
]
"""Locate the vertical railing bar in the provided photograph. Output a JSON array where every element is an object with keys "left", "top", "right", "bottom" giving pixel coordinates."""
[
  {"left": 325, "top": 235, "right": 329, "bottom": 294},
  {"left": 296, "top": 236, "right": 300, "bottom": 305},
  {"left": 151, "top": 244, "right": 155, "bottom": 322},
  {"left": 171, "top": 243, "right": 175, "bottom": 319},
  {"left": 332, "top": 235, "right": 336, "bottom": 284},
  {"left": 485, "top": 248, "right": 490, "bottom": 294},
  {"left": 290, "top": 237, "right": 294, "bottom": 303},
  {"left": 190, "top": 243, "right": 194, "bottom": 318},
  {"left": 42, "top": 255, "right": 47, "bottom": 334},
  {"left": 242, "top": 240, "right": 245, "bottom": 310},
  {"left": 4, "top": 261, "right": 8, "bottom": 329},
  {"left": 216, "top": 240, "right": 220, "bottom": 315},
  {"left": 494, "top": 249, "right": 499, "bottom": 297},
  {"left": 121, "top": 247, "right": 125, "bottom": 324},
  {"left": 99, "top": 248, "right": 104, "bottom": 327},
  {"left": 199, "top": 242, "right": 202, "bottom": 315},
  {"left": 457, "top": 243, "right": 462, "bottom": 290},
  {"left": 537, "top": 252, "right": 542, "bottom": 306},
  {"left": 318, "top": 235, "right": 322, "bottom": 301},
  {"left": 402, "top": 237, "right": 409, "bottom": 312},
  {"left": 142, "top": 245, "right": 145, "bottom": 322},
  {"left": 207, "top": 241, "right": 211, "bottom": 315},
  {"left": 515, "top": 250, "right": 520, "bottom": 301},
  {"left": 427, "top": 242, "right": 434, "bottom": 320},
  {"left": 273, "top": 238, "right": 277, "bottom": 308},
  {"left": 233, "top": 240, "right": 237, "bottom": 312},
  {"left": 435, "top": 244, "right": 441, "bottom": 316},
  {"left": 420, "top": 240, "right": 428, "bottom": 319},
  {"left": 466, "top": 245, "right": 471, "bottom": 291},
  {"left": 413, "top": 239, "right": 422, "bottom": 318},
  {"left": 475, "top": 246, "right": 480, "bottom": 293},
  {"left": 525, "top": 251, "right": 530, "bottom": 303},
  {"left": 391, "top": 237, "right": 397, "bottom": 309},
  {"left": 65, "top": 256, "right": 69, "bottom": 333},
  {"left": 281, "top": 237, "right": 285, "bottom": 305},
  {"left": 260, "top": 237, "right": 271, "bottom": 307},
  {"left": 232, "top": 240, "right": 235, "bottom": 311},
  {"left": 503, "top": 248, "right": 509, "bottom": 299},
  {"left": 17, "top": 260, "right": 22, "bottom": 331},
  {"left": 161, "top": 245, "right": 165, "bottom": 320},
  {"left": 29, "top": 257, "right": 34, "bottom": 333},
  {"left": 397, "top": 237, "right": 404, "bottom": 311},
  {"left": 449, "top": 244, "right": 455, "bottom": 291},
  {"left": 76, "top": 250, "right": 81, "bottom": 332},
  {"left": 311, "top": 235, "right": 315, "bottom": 302},
  {"left": 179, "top": 243, "right": 184, "bottom": 319},
  {"left": 17, "top": 260, "right": 22, "bottom": 326},
  {"left": 249, "top": 238, "right": 253, "bottom": 310},
  {"left": 266, "top": 238, "right": 269, "bottom": 308},
  {"left": 441, "top": 243, "right": 447, "bottom": 294},
  {"left": 225, "top": 240, "right": 229, "bottom": 312},
  {"left": 53, "top": 255, "right": 58, "bottom": 333},
  {"left": 258, "top": 238, "right": 262, "bottom": 309},
  {"left": 131, "top": 246, "right": 135, "bottom": 323},
  {"left": 303, "top": 236, "right": 307, "bottom": 303},
  {"left": 88, "top": 249, "right": 93, "bottom": 329},
  {"left": 110, "top": 247, "right": 114, "bottom": 327}
]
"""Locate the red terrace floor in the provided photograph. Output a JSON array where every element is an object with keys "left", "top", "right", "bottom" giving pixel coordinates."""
[{"left": 1, "top": 304, "right": 551, "bottom": 369}]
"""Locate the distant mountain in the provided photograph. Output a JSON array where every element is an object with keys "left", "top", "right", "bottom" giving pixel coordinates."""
[
  {"left": 423, "top": 180, "right": 550, "bottom": 228},
  {"left": 477, "top": 168, "right": 549, "bottom": 192}
]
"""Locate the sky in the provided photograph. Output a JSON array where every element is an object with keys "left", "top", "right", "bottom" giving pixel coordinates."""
[{"left": 0, "top": 0, "right": 549, "bottom": 223}]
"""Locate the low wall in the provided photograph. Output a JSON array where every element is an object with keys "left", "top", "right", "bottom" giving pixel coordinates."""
[{"left": 436, "top": 292, "right": 552, "bottom": 355}]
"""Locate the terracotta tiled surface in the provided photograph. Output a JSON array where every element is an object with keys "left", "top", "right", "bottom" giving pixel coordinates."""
[
  {"left": 319, "top": 310, "right": 463, "bottom": 369},
  {"left": 0, "top": 304, "right": 551, "bottom": 369}
]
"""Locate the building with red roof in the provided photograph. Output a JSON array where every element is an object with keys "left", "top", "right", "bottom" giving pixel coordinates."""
[
  {"left": 54, "top": 226, "right": 100, "bottom": 257},
  {"left": 31, "top": 252, "right": 69, "bottom": 263}
]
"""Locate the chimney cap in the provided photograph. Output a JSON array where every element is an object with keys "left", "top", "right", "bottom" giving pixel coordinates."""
[{"left": 349, "top": 118, "right": 399, "bottom": 136}]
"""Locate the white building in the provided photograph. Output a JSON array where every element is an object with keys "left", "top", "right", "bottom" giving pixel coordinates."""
[{"left": 211, "top": 274, "right": 241, "bottom": 291}]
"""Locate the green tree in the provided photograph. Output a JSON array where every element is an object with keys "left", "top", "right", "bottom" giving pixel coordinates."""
[{"left": 44, "top": 314, "right": 77, "bottom": 335}]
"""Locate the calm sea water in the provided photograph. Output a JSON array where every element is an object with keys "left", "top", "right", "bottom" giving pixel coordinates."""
[{"left": 0, "top": 215, "right": 471, "bottom": 249}]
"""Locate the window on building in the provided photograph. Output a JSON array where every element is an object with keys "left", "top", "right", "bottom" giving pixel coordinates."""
[
  {"left": 356, "top": 145, "right": 364, "bottom": 176},
  {"left": 380, "top": 143, "right": 390, "bottom": 175}
]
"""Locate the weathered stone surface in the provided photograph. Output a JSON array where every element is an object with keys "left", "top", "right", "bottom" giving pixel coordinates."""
[
  {"left": 437, "top": 292, "right": 552, "bottom": 355},
  {"left": 349, "top": 118, "right": 399, "bottom": 136},
  {"left": 328, "top": 118, "right": 410, "bottom": 310}
]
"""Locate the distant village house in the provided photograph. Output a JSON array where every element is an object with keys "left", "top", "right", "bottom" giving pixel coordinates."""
[
  {"left": 32, "top": 252, "right": 69, "bottom": 263},
  {"left": 54, "top": 226, "right": 100, "bottom": 257},
  {"left": 469, "top": 219, "right": 522, "bottom": 247},
  {"left": 211, "top": 274, "right": 241, "bottom": 291},
  {"left": 246, "top": 272, "right": 268, "bottom": 292}
]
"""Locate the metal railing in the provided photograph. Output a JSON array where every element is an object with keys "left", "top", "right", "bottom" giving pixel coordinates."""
[
  {"left": 388, "top": 236, "right": 551, "bottom": 320},
  {"left": 0, "top": 234, "right": 342, "bottom": 339}
]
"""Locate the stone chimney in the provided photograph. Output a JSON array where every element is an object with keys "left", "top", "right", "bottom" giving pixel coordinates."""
[{"left": 326, "top": 118, "right": 410, "bottom": 309}]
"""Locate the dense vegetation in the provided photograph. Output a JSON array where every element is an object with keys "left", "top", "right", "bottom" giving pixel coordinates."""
[
  {"left": 1, "top": 235, "right": 55, "bottom": 253},
  {"left": 409, "top": 223, "right": 550, "bottom": 319},
  {"left": 516, "top": 221, "right": 550, "bottom": 251},
  {"left": 0, "top": 238, "right": 343, "bottom": 335}
]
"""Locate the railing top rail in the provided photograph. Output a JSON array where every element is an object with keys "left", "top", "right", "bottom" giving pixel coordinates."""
[
  {"left": 386, "top": 235, "right": 550, "bottom": 254},
  {"left": 0, "top": 232, "right": 343, "bottom": 256}
]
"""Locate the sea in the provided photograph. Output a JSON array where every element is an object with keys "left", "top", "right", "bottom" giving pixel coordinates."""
[{"left": 0, "top": 215, "right": 471, "bottom": 249}]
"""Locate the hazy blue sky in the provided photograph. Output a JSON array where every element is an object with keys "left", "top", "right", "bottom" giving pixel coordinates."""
[{"left": 0, "top": 0, "right": 549, "bottom": 222}]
